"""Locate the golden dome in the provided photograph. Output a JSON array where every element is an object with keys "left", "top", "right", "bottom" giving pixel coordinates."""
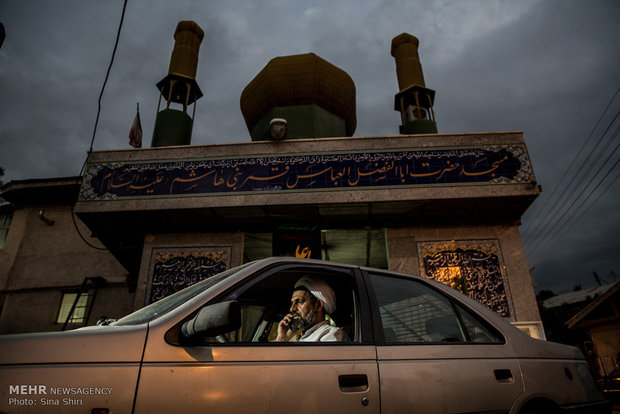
[{"left": 240, "top": 53, "right": 356, "bottom": 136}]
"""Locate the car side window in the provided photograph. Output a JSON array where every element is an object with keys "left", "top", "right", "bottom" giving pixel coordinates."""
[
  {"left": 453, "top": 302, "right": 503, "bottom": 343},
  {"left": 368, "top": 273, "right": 502, "bottom": 344},
  {"left": 201, "top": 268, "right": 359, "bottom": 344}
]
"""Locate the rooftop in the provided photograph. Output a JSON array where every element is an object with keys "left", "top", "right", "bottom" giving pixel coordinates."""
[{"left": 542, "top": 282, "right": 617, "bottom": 309}]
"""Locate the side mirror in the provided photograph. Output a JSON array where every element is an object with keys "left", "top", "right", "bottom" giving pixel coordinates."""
[{"left": 181, "top": 301, "right": 241, "bottom": 339}]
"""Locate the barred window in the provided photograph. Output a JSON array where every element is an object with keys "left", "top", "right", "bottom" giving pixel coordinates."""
[
  {"left": 56, "top": 292, "right": 90, "bottom": 324},
  {"left": 0, "top": 214, "right": 11, "bottom": 249}
]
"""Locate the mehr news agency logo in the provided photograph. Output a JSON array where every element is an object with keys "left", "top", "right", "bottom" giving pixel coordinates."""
[{"left": 8, "top": 384, "right": 113, "bottom": 407}]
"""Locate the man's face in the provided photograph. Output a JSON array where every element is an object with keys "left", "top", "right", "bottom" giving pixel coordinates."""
[{"left": 289, "top": 289, "right": 319, "bottom": 329}]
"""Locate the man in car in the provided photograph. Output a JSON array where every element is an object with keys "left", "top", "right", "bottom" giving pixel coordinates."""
[{"left": 275, "top": 276, "right": 348, "bottom": 342}]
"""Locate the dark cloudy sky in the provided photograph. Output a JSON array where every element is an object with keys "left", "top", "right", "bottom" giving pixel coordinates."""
[{"left": 1, "top": 0, "right": 618, "bottom": 295}]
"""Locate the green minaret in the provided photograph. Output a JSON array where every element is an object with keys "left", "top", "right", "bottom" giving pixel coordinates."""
[{"left": 151, "top": 21, "right": 204, "bottom": 147}]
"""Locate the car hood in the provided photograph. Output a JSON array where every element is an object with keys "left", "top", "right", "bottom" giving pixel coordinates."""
[{"left": 0, "top": 324, "right": 147, "bottom": 365}]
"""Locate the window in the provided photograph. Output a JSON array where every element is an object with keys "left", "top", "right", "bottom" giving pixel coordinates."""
[
  {"left": 56, "top": 292, "right": 90, "bottom": 324},
  {"left": 0, "top": 214, "right": 11, "bottom": 249},
  {"left": 455, "top": 302, "right": 504, "bottom": 343},
  {"left": 368, "top": 273, "right": 502, "bottom": 344},
  {"left": 185, "top": 267, "right": 358, "bottom": 344},
  {"left": 116, "top": 264, "right": 251, "bottom": 326},
  {"left": 243, "top": 229, "right": 388, "bottom": 269}
]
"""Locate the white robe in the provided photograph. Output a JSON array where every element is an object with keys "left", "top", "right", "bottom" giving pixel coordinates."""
[{"left": 298, "top": 320, "right": 348, "bottom": 342}]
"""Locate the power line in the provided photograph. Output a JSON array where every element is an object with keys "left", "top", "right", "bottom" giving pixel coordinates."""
[
  {"left": 85, "top": 0, "right": 129, "bottom": 165},
  {"left": 526, "top": 132, "right": 619, "bottom": 261},
  {"left": 528, "top": 156, "right": 619, "bottom": 266},
  {"left": 521, "top": 87, "right": 620, "bottom": 239},
  {"left": 524, "top": 103, "right": 620, "bottom": 252},
  {"left": 566, "top": 171, "right": 620, "bottom": 237},
  {"left": 73, "top": 0, "right": 128, "bottom": 251},
  {"left": 70, "top": 203, "right": 107, "bottom": 251},
  {"left": 523, "top": 106, "right": 619, "bottom": 248},
  {"left": 525, "top": 113, "right": 619, "bottom": 255},
  {"left": 528, "top": 134, "right": 619, "bottom": 264}
]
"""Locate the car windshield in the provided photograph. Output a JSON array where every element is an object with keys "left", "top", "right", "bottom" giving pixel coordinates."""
[{"left": 112, "top": 263, "right": 252, "bottom": 326}]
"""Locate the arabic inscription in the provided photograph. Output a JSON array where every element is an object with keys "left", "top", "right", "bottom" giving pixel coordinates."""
[
  {"left": 418, "top": 240, "right": 511, "bottom": 317},
  {"left": 147, "top": 247, "right": 231, "bottom": 304},
  {"left": 80, "top": 146, "right": 530, "bottom": 200}
]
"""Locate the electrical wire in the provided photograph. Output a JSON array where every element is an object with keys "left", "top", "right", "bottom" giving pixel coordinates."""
[
  {"left": 523, "top": 106, "right": 620, "bottom": 249},
  {"left": 71, "top": 202, "right": 107, "bottom": 251},
  {"left": 528, "top": 161, "right": 619, "bottom": 266},
  {"left": 525, "top": 115, "right": 619, "bottom": 257},
  {"left": 72, "top": 0, "right": 129, "bottom": 251},
  {"left": 521, "top": 87, "right": 620, "bottom": 239},
  {"left": 524, "top": 112, "right": 619, "bottom": 255},
  {"left": 523, "top": 104, "right": 619, "bottom": 254},
  {"left": 85, "top": 0, "right": 128, "bottom": 162},
  {"left": 559, "top": 170, "right": 620, "bottom": 243},
  {"left": 525, "top": 155, "right": 618, "bottom": 263},
  {"left": 528, "top": 141, "right": 619, "bottom": 265}
]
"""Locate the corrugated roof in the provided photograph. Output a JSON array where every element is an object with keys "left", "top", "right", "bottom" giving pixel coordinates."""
[
  {"left": 567, "top": 280, "right": 620, "bottom": 328},
  {"left": 542, "top": 283, "right": 616, "bottom": 309}
]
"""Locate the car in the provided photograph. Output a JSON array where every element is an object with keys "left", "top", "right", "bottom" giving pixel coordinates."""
[{"left": 0, "top": 257, "right": 610, "bottom": 413}]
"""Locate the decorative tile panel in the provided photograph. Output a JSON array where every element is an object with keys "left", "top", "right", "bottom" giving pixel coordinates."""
[
  {"left": 418, "top": 240, "right": 511, "bottom": 317},
  {"left": 146, "top": 247, "right": 231, "bottom": 304}
]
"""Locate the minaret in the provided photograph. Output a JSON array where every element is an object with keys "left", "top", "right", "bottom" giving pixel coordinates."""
[
  {"left": 151, "top": 21, "right": 204, "bottom": 147},
  {"left": 391, "top": 33, "right": 437, "bottom": 134}
]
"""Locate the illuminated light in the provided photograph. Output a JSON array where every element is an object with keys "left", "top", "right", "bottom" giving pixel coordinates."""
[
  {"left": 203, "top": 390, "right": 228, "bottom": 401},
  {"left": 436, "top": 266, "right": 468, "bottom": 295},
  {"left": 296, "top": 245, "right": 312, "bottom": 258}
]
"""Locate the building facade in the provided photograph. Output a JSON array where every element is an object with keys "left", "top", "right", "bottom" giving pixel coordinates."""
[
  {"left": 0, "top": 178, "right": 132, "bottom": 333},
  {"left": 73, "top": 131, "right": 543, "bottom": 336},
  {"left": 0, "top": 134, "right": 544, "bottom": 336},
  {"left": 0, "top": 30, "right": 544, "bottom": 337}
]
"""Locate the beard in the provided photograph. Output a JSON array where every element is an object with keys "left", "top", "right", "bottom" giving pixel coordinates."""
[{"left": 289, "top": 308, "right": 318, "bottom": 331}]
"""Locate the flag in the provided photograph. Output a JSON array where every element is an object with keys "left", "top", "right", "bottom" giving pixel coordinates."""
[{"left": 129, "top": 104, "right": 143, "bottom": 148}]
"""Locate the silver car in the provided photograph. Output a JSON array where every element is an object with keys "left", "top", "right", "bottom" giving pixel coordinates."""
[{"left": 0, "top": 257, "right": 610, "bottom": 413}]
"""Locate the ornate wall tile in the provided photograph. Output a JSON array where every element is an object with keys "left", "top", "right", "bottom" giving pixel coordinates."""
[
  {"left": 418, "top": 240, "right": 512, "bottom": 317},
  {"left": 146, "top": 247, "right": 231, "bottom": 304}
]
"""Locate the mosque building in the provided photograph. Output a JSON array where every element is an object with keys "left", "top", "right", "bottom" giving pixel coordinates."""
[{"left": 0, "top": 22, "right": 543, "bottom": 337}]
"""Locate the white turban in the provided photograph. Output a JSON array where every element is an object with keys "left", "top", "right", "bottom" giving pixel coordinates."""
[{"left": 294, "top": 276, "right": 336, "bottom": 314}]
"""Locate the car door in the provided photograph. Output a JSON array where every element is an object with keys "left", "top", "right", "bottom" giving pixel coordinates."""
[
  {"left": 365, "top": 270, "right": 524, "bottom": 414},
  {"left": 133, "top": 263, "right": 380, "bottom": 414}
]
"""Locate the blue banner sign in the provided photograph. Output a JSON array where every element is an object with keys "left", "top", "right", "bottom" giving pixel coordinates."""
[{"left": 80, "top": 146, "right": 532, "bottom": 200}]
